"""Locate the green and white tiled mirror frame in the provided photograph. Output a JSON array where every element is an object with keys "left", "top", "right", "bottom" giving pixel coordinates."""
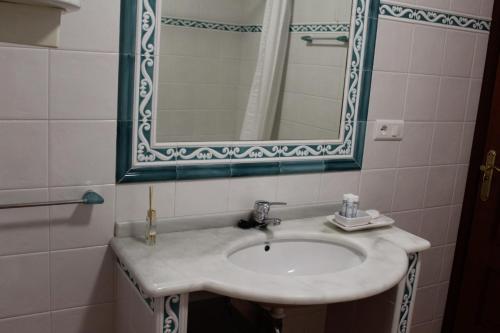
[{"left": 116, "top": 0, "right": 380, "bottom": 182}]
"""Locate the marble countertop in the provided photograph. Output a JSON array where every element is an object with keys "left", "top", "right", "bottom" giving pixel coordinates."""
[{"left": 111, "top": 216, "right": 430, "bottom": 305}]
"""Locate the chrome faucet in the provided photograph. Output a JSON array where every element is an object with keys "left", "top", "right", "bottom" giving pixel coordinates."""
[{"left": 251, "top": 200, "right": 287, "bottom": 229}]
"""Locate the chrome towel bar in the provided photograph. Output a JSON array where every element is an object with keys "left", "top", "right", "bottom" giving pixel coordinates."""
[
  {"left": 301, "top": 35, "right": 349, "bottom": 44},
  {"left": 0, "top": 191, "right": 104, "bottom": 210}
]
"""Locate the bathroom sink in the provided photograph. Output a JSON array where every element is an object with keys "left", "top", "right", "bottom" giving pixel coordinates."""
[
  {"left": 6, "top": 0, "right": 81, "bottom": 11},
  {"left": 228, "top": 239, "right": 365, "bottom": 276}
]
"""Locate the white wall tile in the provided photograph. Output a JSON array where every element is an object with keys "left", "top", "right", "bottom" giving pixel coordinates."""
[
  {"left": 175, "top": 179, "right": 229, "bottom": 216},
  {"left": 480, "top": 0, "right": 495, "bottom": 18},
  {"left": 0, "top": 121, "right": 48, "bottom": 190},
  {"left": 50, "top": 246, "right": 114, "bottom": 310},
  {"left": 397, "top": 123, "right": 434, "bottom": 167},
  {"left": 447, "top": 205, "right": 462, "bottom": 243},
  {"left": 0, "top": 253, "right": 50, "bottom": 318},
  {"left": 430, "top": 123, "right": 462, "bottom": 165},
  {"left": 465, "top": 79, "right": 482, "bottom": 122},
  {"left": 277, "top": 174, "right": 321, "bottom": 205},
  {"left": 318, "top": 171, "right": 361, "bottom": 203},
  {"left": 52, "top": 303, "right": 114, "bottom": 333},
  {"left": 436, "top": 77, "right": 469, "bottom": 121},
  {"left": 450, "top": 0, "right": 481, "bottom": 15},
  {"left": 419, "top": 246, "right": 445, "bottom": 286},
  {"left": 363, "top": 122, "right": 400, "bottom": 170},
  {"left": 452, "top": 164, "right": 469, "bottom": 205},
  {"left": 413, "top": 285, "right": 439, "bottom": 324},
  {"left": 228, "top": 176, "right": 278, "bottom": 211},
  {"left": 472, "top": 34, "right": 489, "bottom": 78},
  {"left": 425, "top": 165, "right": 457, "bottom": 207},
  {"left": 49, "top": 185, "right": 115, "bottom": 250},
  {"left": 0, "top": 47, "right": 48, "bottom": 120},
  {"left": 0, "top": 189, "right": 49, "bottom": 256},
  {"left": 49, "top": 121, "right": 116, "bottom": 187},
  {"left": 373, "top": 19, "right": 413, "bottom": 72},
  {"left": 0, "top": 313, "right": 50, "bottom": 333},
  {"left": 421, "top": 206, "right": 451, "bottom": 246},
  {"left": 442, "top": 30, "right": 475, "bottom": 77},
  {"left": 404, "top": 75, "right": 440, "bottom": 121},
  {"left": 391, "top": 210, "right": 423, "bottom": 235},
  {"left": 416, "top": 0, "right": 451, "bottom": 10},
  {"left": 49, "top": 51, "right": 118, "bottom": 120},
  {"left": 368, "top": 72, "right": 407, "bottom": 120},
  {"left": 440, "top": 244, "right": 456, "bottom": 281},
  {"left": 459, "top": 122, "right": 475, "bottom": 164},
  {"left": 359, "top": 170, "right": 396, "bottom": 212},
  {"left": 435, "top": 282, "right": 449, "bottom": 317},
  {"left": 59, "top": 0, "right": 121, "bottom": 52},
  {"left": 116, "top": 183, "right": 175, "bottom": 222},
  {"left": 392, "top": 167, "right": 428, "bottom": 212},
  {"left": 410, "top": 26, "right": 446, "bottom": 75}
]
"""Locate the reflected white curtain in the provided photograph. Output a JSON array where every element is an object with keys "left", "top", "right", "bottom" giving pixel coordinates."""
[{"left": 239, "top": 0, "right": 292, "bottom": 141}]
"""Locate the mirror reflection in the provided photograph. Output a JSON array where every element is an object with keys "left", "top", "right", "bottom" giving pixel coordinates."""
[{"left": 156, "top": 0, "right": 353, "bottom": 142}]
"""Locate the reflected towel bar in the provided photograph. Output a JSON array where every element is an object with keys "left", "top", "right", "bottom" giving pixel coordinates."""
[
  {"left": 301, "top": 35, "right": 349, "bottom": 44},
  {"left": 0, "top": 191, "right": 104, "bottom": 210}
]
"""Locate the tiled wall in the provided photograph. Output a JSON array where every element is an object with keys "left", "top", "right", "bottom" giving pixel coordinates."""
[
  {"left": 0, "top": 0, "right": 119, "bottom": 332},
  {"left": 0, "top": 1, "right": 493, "bottom": 333}
]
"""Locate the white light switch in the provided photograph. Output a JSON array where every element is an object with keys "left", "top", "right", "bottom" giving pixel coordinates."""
[{"left": 373, "top": 120, "right": 404, "bottom": 141}]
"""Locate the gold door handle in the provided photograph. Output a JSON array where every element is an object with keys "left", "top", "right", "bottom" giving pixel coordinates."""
[{"left": 480, "top": 150, "right": 498, "bottom": 202}]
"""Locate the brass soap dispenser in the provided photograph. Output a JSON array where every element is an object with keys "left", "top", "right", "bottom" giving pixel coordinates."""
[{"left": 145, "top": 186, "right": 157, "bottom": 246}]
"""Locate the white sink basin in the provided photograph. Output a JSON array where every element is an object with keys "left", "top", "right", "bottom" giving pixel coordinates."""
[
  {"left": 6, "top": 0, "right": 81, "bottom": 11},
  {"left": 228, "top": 239, "right": 365, "bottom": 276}
]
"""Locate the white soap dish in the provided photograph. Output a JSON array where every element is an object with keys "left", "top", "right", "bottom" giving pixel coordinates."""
[
  {"left": 332, "top": 211, "right": 372, "bottom": 227},
  {"left": 326, "top": 213, "right": 395, "bottom": 232}
]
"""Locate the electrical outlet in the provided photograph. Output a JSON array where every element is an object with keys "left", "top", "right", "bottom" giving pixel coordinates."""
[{"left": 373, "top": 120, "right": 404, "bottom": 141}]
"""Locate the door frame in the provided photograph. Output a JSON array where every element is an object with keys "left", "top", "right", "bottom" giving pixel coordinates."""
[{"left": 442, "top": 2, "right": 500, "bottom": 331}]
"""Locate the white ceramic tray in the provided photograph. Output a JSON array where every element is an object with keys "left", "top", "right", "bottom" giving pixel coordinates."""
[{"left": 326, "top": 214, "right": 395, "bottom": 231}]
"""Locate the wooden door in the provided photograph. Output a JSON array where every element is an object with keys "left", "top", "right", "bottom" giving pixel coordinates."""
[{"left": 444, "top": 2, "right": 500, "bottom": 331}]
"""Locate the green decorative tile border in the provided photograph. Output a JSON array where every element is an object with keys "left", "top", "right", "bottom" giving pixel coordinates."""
[
  {"left": 163, "top": 295, "right": 181, "bottom": 333},
  {"left": 116, "top": 0, "right": 379, "bottom": 182},
  {"left": 379, "top": 1, "right": 491, "bottom": 32},
  {"left": 398, "top": 253, "right": 418, "bottom": 333},
  {"left": 161, "top": 16, "right": 350, "bottom": 33}
]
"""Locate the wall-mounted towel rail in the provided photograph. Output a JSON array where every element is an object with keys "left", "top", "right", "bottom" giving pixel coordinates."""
[
  {"left": 0, "top": 191, "right": 104, "bottom": 210},
  {"left": 301, "top": 35, "right": 349, "bottom": 44}
]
